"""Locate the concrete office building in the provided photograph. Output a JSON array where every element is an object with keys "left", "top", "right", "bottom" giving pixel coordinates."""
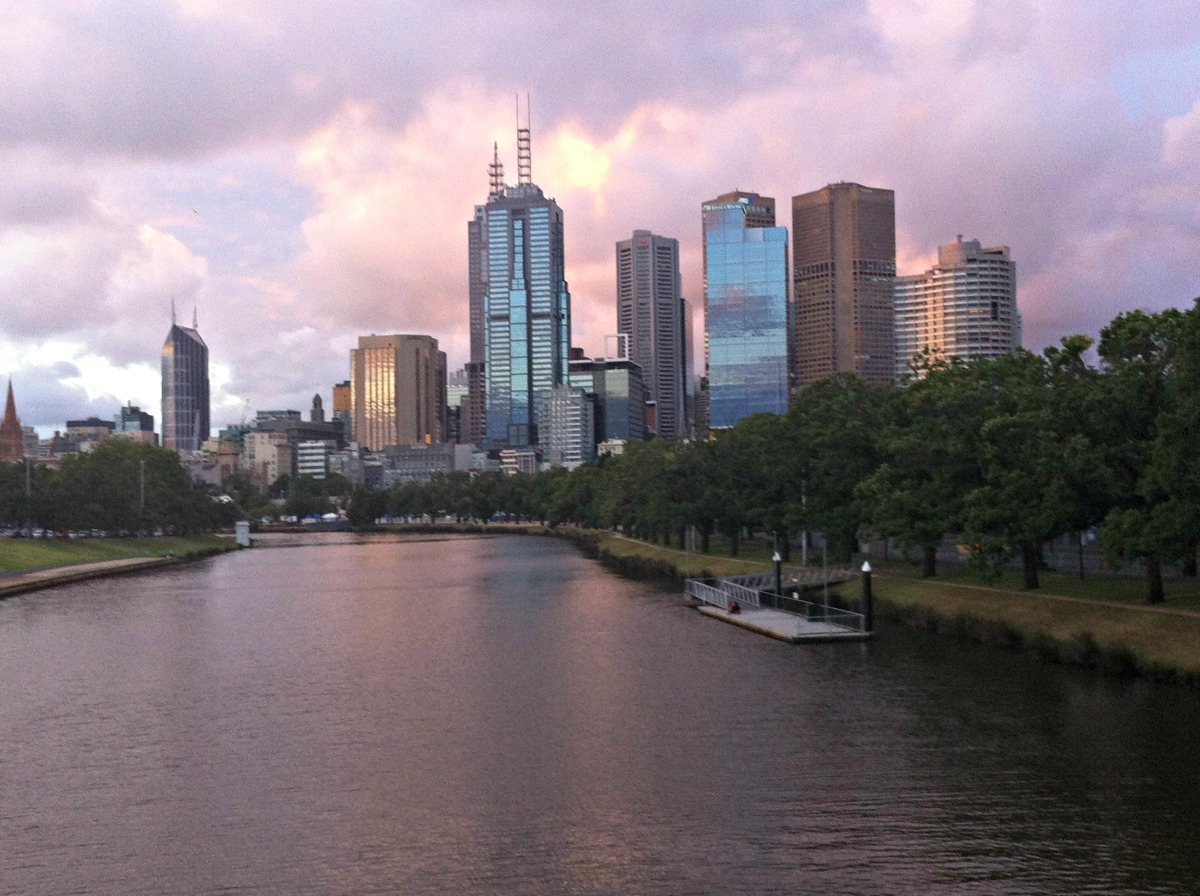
[
  {"left": 616, "top": 230, "right": 690, "bottom": 439},
  {"left": 350, "top": 334, "right": 447, "bottom": 452},
  {"left": 792, "top": 183, "right": 896, "bottom": 388},
  {"left": 161, "top": 307, "right": 210, "bottom": 452},
  {"left": 702, "top": 191, "right": 791, "bottom": 430},
  {"left": 894, "top": 236, "right": 1021, "bottom": 378},
  {"left": 467, "top": 119, "right": 571, "bottom": 449}
]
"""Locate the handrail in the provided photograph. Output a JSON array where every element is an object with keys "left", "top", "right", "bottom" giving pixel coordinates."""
[{"left": 686, "top": 572, "right": 867, "bottom": 633}]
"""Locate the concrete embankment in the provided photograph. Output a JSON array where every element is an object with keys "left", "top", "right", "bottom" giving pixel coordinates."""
[
  {"left": 0, "top": 557, "right": 179, "bottom": 598},
  {"left": 0, "top": 540, "right": 239, "bottom": 600}
]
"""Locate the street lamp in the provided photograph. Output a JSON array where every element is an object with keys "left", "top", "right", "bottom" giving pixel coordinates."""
[
  {"left": 773, "top": 550, "right": 782, "bottom": 605},
  {"left": 861, "top": 560, "right": 874, "bottom": 633}
]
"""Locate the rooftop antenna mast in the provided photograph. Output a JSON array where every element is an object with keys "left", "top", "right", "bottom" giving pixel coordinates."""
[
  {"left": 192, "top": 304, "right": 198, "bottom": 330},
  {"left": 516, "top": 93, "right": 531, "bottom": 186},
  {"left": 488, "top": 141, "right": 506, "bottom": 199},
  {"left": 171, "top": 297, "right": 177, "bottom": 327}
]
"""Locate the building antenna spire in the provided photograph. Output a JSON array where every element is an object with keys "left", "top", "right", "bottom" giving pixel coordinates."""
[
  {"left": 488, "top": 141, "right": 505, "bottom": 199},
  {"left": 171, "top": 297, "right": 177, "bottom": 327},
  {"left": 517, "top": 92, "right": 531, "bottom": 186},
  {"left": 192, "top": 303, "right": 198, "bottom": 330}
]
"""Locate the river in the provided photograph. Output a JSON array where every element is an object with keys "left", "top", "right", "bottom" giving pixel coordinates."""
[{"left": 1, "top": 533, "right": 1197, "bottom": 894}]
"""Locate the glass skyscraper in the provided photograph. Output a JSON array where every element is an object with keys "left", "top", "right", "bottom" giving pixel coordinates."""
[
  {"left": 161, "top": 310, "right": 210, "bottom": 453},
  {"left": 702, "top": 191, "right": 790, "bottom": 430},
  {"left": 469, "top": 135, "right": 571, "bottom": 449}
]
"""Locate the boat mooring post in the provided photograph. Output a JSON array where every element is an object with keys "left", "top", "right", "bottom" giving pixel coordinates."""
[{"left": 861, "top": 561, "right": 874, "bottom": 633}]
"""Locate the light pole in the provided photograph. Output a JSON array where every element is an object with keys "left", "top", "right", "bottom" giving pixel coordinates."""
[
  {"left": 861, "top": 561, "right": 874, "bottom": 633},
  {"left": 773, "top": 550, "right": 782, "bottom": 606}
]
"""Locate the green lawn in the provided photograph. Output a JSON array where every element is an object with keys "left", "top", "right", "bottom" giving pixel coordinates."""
[
  {"left": 871, "top": 557, "right": 1200, "bottom": 612},
  {"left": 0, "top": 535, "right": 234, "bottom": 574}
]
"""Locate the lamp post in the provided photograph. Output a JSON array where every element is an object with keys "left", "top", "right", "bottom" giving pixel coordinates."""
[
  {"left": 773, "top": 550, "right": 782, "bottom": 606},
  {"left": 861, "top": 561, "right": 874, "bottom": 633}
]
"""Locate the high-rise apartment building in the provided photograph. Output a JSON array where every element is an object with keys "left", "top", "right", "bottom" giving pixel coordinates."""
[
  {"left": 616, "top": 230, "right": 690, "bottom": 439},
  {"left": 349, "top": 334, "right": 447, "bottom": 451},
  {"left": 467, "top": 126, "right": 571, "bottom": 449},
  {"left": 161, "top": 309, "right": 210, "bottom": 453},
  {"left": 701, "top": 191, "right": 790, "bottom": 430},
  {"left": 894, "top": 236, "right": 1021, "bottom": 378},
  {"left": 792, "top": 183, "right": 896, "bottom": 388}
]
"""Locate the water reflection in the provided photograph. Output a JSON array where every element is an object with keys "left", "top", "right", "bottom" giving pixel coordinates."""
[{"left": 0, "top": 534, "right": 1196, "bottom": 894}]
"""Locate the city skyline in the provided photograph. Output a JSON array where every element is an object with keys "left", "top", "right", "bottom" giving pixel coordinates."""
[{"left": 2, "top": 2, "right": 1199, "bottom": 435}]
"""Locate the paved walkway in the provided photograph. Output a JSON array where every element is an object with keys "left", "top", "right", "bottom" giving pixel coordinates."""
[
  {"left": 0, "top": 556, "right": 175, "bottom": 599},
  {"left": 697, "top": 604, "right": 871, "bottom": 643}
]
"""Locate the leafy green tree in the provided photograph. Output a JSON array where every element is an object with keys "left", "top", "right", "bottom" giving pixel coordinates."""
[
  {"left": 961, "top": 348, "right": 1105, "bottom": 590},
  {"left": 1098, "top": 303, "right": 1199, "bottom": 600},
  {"left": 857, "top": 359, "right": 987, "bottom": 576},
  {"left": 786, "top": 374, "right": 884, "bottom": 563}
]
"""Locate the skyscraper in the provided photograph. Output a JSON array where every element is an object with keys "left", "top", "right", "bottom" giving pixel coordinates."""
[
  {"left": 894, "top": 236, "right": 1021, "bottom": 378},
  {"left": 161, "top": 308, "right": 210, "bottom": 453},
  {"left": 616, "top": 230, "right": 690, "bottom": 439},
  {"left": 792, "top": 183, "right": 896, "bottom": 388},
  {"left": 701, "top": 191, "right": 790, "bottom": 430},
  {"left": 468, "top": 122, "right": 571, "bottom": 449},
  {"left": 350, "top": 334, "right": 447, "bottom": 451}
]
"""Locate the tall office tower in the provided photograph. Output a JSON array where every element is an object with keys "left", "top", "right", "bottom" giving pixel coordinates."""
[
  {"left": 161, "top": 307, "right": 210, "bottom": 453},
  {"left": 701, "top": 191, "right": 790, "bottom": 430},
  {"left": 616, "top": 230, "right": 689, "bottom": 439},
  {"left": 792, "top": 183, "right": 896, "bottom": 388},
  {"left": 349, "top": 334, "right": 447, "bottom": 451},
  {"left": 894, "top": 236, "right": 1021, "bottom": 379},
  {"left": 331, "top": 380, "right": 351, "bottom": 438},
  {"left": 468, "top": 124, "right": 571, "bottom": 449},
  {"left": 0, "top": 379, "right": 24, "bottom": 462}
]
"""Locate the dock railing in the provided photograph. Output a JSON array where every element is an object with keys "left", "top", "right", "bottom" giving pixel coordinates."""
[{"left": 686, "top": 565, "right": 867, "bottom": 632}]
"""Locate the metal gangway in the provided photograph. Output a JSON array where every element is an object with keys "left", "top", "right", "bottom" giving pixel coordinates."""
[{"left": 685, "top": 565, "right": 871, "bottom": 642}]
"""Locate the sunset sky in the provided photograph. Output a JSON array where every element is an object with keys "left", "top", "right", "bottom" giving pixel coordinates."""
[{"left": 3, "top": 0, "right": 1199, "bottom": 435}]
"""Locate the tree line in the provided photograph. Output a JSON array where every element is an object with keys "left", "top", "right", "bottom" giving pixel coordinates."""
[
  {"left": 346, "top": 302, "right": 1200, "bottom": 603},
  {"left": 0, "top": 439, "right": 230, "bottom": 535}
]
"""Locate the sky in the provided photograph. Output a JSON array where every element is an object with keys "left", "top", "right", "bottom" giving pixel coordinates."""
[{"left": 2, "top": 0, "right": 1200, "bottom": 436}]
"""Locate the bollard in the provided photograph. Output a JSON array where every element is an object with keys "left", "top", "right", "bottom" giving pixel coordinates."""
[{"left": 861, "top": 561, "right": 874, "bottom": 633}]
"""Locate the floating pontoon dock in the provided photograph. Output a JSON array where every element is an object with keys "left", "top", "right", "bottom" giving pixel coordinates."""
[{"left": 685, "top": 567, "right": 872, "bottom": 643}]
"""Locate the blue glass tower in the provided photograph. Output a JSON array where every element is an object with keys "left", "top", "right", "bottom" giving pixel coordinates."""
[
  {"left": 470, "top": 133, "right": 571, "bottom": 448},
  {"left": 702, "top": 191, "right": 790, "bottom": 429}
]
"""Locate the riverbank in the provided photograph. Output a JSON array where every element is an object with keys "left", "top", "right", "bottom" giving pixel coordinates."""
[
  {"left": 0, "top": 535, "right": 238, "bottom": 599},
  {"left": 548, "top": 527, "right": 1200, "bottom": 687}
]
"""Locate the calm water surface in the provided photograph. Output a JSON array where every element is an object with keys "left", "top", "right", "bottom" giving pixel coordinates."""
[{"left": 1, "top": 534, "right": 1198, "bottom": 894}]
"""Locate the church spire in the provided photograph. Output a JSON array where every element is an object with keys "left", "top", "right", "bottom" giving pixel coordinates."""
[{"left": 0, "top": 379, "right": 25, "bottom": 462}]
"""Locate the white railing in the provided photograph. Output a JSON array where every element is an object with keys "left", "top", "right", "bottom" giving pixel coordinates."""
[{"left": 686, "top": 571, "right": 867, "bottom": 633}]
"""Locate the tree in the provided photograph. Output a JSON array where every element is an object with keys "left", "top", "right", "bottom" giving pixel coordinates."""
[
  {"left": 961, "top": 348, "right": 1105, "bottom": 590},
  {"left": 786, "top": 374, "right": 884, "bottom": 563},
  {"left": 857, "top": 359, "right": 986, "bottom": 576},
  {"left": 1098, "top": 303, "right": 1200, "bottom": 601}
]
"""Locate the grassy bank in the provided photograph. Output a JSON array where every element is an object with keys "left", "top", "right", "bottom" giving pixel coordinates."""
[
  {"left": 549, "top": 528, "right": 1200, "bottom": 686},
  {"left": 0, "top": 534, "right": 235, "bottom": 574}
]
